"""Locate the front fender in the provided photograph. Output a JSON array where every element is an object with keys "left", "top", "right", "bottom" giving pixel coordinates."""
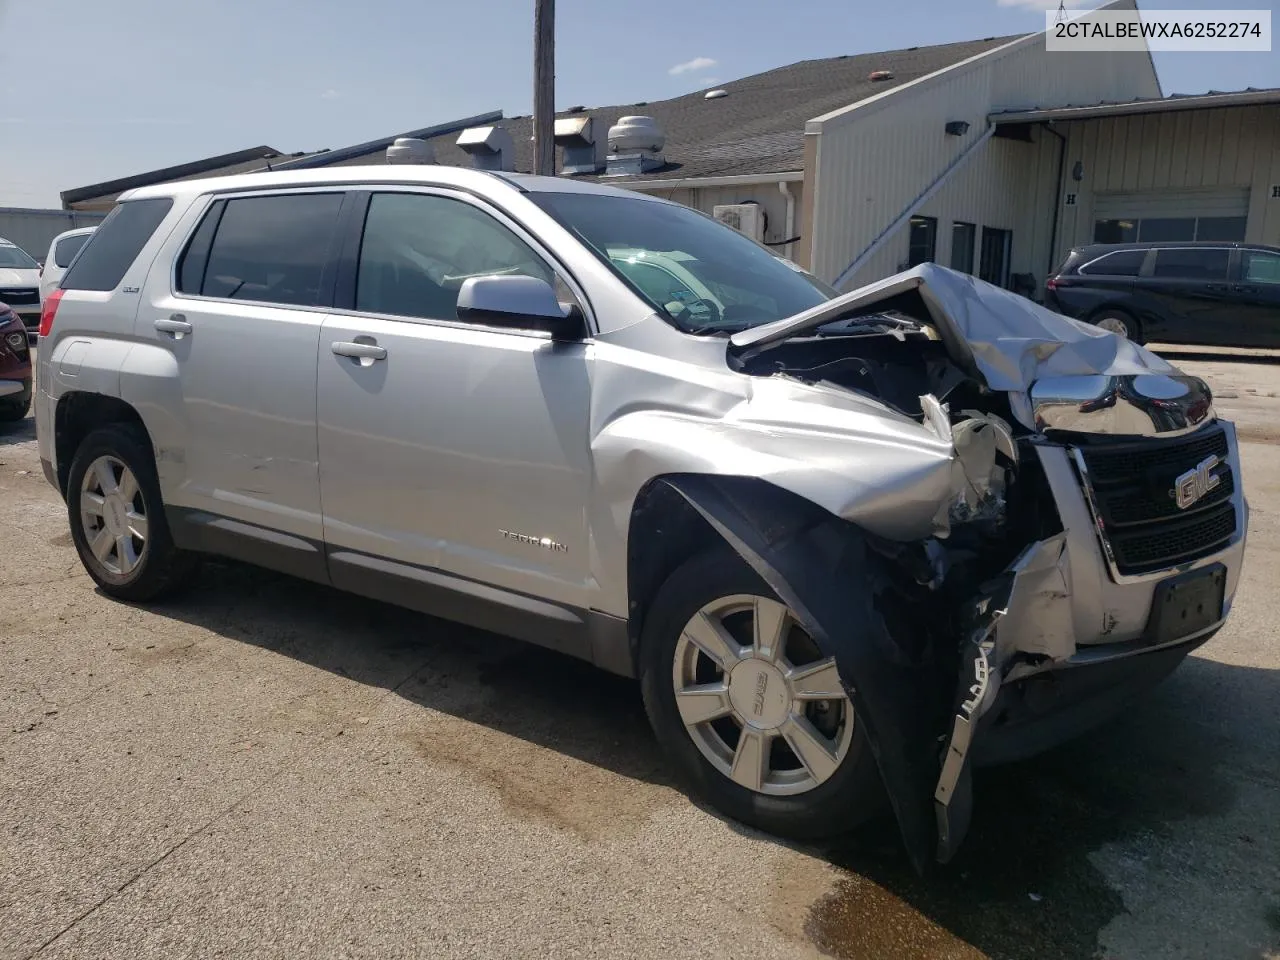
[{"left": 657, "top": 474, "right": 953, "bottom": 874}]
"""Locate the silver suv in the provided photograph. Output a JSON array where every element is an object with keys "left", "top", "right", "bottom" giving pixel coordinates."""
[{"left": 35, "top": 167, "right": 1248, "bottom": 870}]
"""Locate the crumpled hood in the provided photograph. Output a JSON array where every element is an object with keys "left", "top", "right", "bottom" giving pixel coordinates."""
[
  {"left": 0, "top": 268, "right": 39, "bottom": 289},
  {"left": 729, "top": 262, "right": 1175, "bottom": 393}
]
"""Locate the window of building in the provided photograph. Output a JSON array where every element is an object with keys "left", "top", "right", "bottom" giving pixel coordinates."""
[
  {"left": 1150, "top": 247, "right": 1231, "bottom": 280},
  {"left": 1243, "top": 250, "right": 1280, "bottom": 284},
  {"left": 1078, "top": 249, "right": 1147, "bottom": 277},
  {"left": 950, "top": 222, "right": 976, "bottom": 274},
  {"left": 1093, "top": 216, "right": 1246, "bottom": 244},
  {"left": 979, "top": 227, "right": 1012, "bottom": 287},
  {"left": 179, "top": 193, "right": 345, "bottom": 306},
  {"left": 61, "top": 198, "right": 173, "bottom": 292},
  {"left": 356, "top": 192, "right": 556, "bottom": 322},
  {"left": 907, "top": 216, "right": 937, "bottom": 267}
]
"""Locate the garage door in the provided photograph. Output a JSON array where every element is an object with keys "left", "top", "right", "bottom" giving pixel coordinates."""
[{"left": 1093, "top": 187, "right": 1250, "bottom": 243}]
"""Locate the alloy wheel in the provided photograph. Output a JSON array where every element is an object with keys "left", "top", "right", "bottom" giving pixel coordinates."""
[
  {"left": 79, "top": 455, "right": 149, "bottom": 577},
  {"left": 672, "top": 594, "right": 854, "bottom": 796}
]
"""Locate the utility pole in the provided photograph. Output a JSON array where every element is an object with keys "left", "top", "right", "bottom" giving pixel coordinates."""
[{"left": 532, "top": 0, "right": 555, "bottom": 176}]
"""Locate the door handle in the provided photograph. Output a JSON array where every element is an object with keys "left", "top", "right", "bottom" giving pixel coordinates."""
[
  {"left": 155, "top": 315, "right": 193, "bottom": 339},
  {"left": 1205, "top": 283, "right": 1228, "bottom": 292},
  {"left": 1233, "top": 284, "right": 1257, "bottom": 294},
  {"left": 331, "top": 340, "right": 387, "bottom": 362}
]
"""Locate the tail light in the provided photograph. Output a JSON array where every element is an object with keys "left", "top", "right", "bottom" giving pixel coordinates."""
[
  {"left": 1045, "top": 277, "right": 1059, "bottom": 291},
  {"left": 38, "top": 289, "right": 63, "bottom": 338}
]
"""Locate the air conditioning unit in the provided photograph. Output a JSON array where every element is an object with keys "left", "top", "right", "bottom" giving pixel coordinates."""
[{"left": 713, "top": 203, "right": 765, "bottom": 242}]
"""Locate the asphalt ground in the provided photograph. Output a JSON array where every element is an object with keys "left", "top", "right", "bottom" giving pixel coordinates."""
[{"left": 2, "top": 349, "right": 1278, "bottom": 960}]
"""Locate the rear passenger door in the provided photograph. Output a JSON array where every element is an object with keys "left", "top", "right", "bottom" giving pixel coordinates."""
[
  {"left": 137, "top": 189, "right": 349, "bottom": 556},
  {"left": 1140, "top": 247, "right": 1234, "bottom": 346},
  {"left": 316, "top": 188, "right": 594, "bottom": 625}
]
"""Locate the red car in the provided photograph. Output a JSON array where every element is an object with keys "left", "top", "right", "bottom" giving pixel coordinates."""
[{"left": 0, "top": 304, "right": 32, "bottom": 423}]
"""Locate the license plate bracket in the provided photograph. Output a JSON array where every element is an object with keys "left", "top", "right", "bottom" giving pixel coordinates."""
[{"left": 1143, "top": 563, "right": 1226, "bottom": 646}]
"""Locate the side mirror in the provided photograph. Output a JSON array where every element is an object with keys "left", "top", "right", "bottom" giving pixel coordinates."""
[{"left": 456, "top": 274, "right": 583, "bottom": 341}]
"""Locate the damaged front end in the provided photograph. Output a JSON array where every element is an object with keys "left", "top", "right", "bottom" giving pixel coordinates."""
[{"left": 713, "top": 263, "right": 1245, "bottom": 872}]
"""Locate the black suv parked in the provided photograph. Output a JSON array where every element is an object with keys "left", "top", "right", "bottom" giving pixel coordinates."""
[{"left": 1045, "top": 241, "right": 1280, "bottom": 347}]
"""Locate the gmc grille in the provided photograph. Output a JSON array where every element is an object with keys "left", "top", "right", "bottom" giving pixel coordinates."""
[{"left": 1077, "top": 424, "right": 1236, "bottom": 576}]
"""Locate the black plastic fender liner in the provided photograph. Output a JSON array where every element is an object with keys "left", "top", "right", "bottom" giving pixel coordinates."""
[{"left": 657, "top": 474, "right": 953, "bottom": 874}]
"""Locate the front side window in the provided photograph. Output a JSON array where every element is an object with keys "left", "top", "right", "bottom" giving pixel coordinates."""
[
  {"left": 529, "top": 192, "right": 829, "bottom": 333},
  {"left": 0, "top": 243, "right": 38, "bottom": 269},
  {"left": 179, "top": 193, "right": 345, "bottom": 306},
  {"left": 1151, "top": 248, "right": 1230, "bottom": 280},
  {"left": 356, "top": 192, "right": 555, "bottom": 322},
  {"left": 1243, "top": 250, "right": 1280, "bottom": 284}
]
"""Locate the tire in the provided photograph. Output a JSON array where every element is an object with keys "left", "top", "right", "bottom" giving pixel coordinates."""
[
  {"left": 66, "top": 423, "right": 201, "bottom": 602},
  {"left": 639, "top": 546, "right": 885, "bottom": 841},
  {"left": 0, "top": 380, "right": 30, "bottom": 422},
  {"left": 1093, "top": 310, "right": 1141, "bottom": 343}
]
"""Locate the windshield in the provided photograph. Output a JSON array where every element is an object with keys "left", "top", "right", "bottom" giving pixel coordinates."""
[
  {"left": 530, "top": 192, "right": 833, "bottom": 333},
  {"left": 0, "top": 243, "right": 38, "bottom": 269}
]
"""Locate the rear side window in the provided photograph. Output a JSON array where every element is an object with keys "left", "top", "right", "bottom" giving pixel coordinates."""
[
  {"left": 1151, "top": 248, "right": 1230, "bottom": 280},
  {"left": 178, "top": 193, "right": 344, "bottom": 307},
  {"left": 1078, "top": 249, "right": 1146, "bottom": 277},
  {"left": 61, "top": 198, "right": 173, "bottom": 291},
  {"left": 53, "top": 233, "right": 91, "bottom": 268}
]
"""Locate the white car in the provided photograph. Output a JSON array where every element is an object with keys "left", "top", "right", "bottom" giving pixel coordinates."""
[
  {"left": 40, "top": 227, "right": 97, "bottom": 301},
  {"left": 0, "top": 237, "right": 42, "bottom": 334}
]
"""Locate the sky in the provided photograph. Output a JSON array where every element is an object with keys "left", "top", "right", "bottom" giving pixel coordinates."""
[{"left": 1, "top": 0, "right": 1276, "bottom": 208}]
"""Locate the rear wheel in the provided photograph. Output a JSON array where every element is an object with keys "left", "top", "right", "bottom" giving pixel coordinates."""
[
  {"left": 640, "top": 548, "right": 884, "bottom": 840},
  {"left": 66, "top": 423, "right": 201, "bottom": 602},
  {"left": 1093, "top": 310, "right": 1141, "bottom": 342}
]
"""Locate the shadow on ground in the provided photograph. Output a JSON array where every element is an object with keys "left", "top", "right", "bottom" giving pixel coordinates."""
[
  {"left": 141, "top": 560, "right": 1278, "bottom": 960},
  {"left": 0, "top": 416, "right": 35, "bottom": 447}
]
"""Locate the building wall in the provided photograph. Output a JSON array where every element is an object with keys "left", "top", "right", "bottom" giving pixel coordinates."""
[
  {"left": 1052, "top": 103, "right": 1280, "bottom": 258},
  {"left": 633, "top": 180, "right": 806, "bottom": 260},
  {"left": 805, "top": 0, "right": 1160, "bottom": 290},
  {"left": 0, "top": 208, "right": 107, "bottom": 258}
]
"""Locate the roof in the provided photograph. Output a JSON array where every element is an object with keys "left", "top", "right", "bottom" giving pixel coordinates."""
[
  {"left": 61, "top": 145, "right": 287, "bottom": 207},
  {"left": 312, "top": 35, "right": 1023, "bottom": 182},
  {"left": 266, "top": 111, "right": 503, "bottom": 170},
  {"left": 992, "top": 86, "right": 1280, "bottom": 124}
]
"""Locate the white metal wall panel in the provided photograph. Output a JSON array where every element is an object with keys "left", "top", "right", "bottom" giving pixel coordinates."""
[
  {"left": 807, "top": 0, "right": 1160, "bottom": 290},
  {"left": 1055, "top": 103, "right": 1280, "bottom": 255},
  {"left": 0, "top": 208, "right": 107, "bottom": 259},
  {"left": 1092, "top": 188, "right": 1250, "bottom": 220}
]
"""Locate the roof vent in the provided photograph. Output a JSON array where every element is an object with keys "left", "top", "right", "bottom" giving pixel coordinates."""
[
  {"left": 386, "top": 138, "right": 435, "bottom": 164},
  {"left": 704, "top": 88, "right": 728, "bottom": 100},
  {"left": 868, "top": 69, "right": 894, "bottom": 82},
  {"left": 456, "top": 125, "right": 515, "bottom": 172},
  {"left": 554, "top": 115, "right": 605, "bottom": 175},
  {"left": 604, "top": 116, "right": 666, "bottom": 176}
]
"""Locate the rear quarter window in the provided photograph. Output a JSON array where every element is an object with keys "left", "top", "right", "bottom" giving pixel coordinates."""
[
  {"left": 1078, "top": 249, "right": 1146, "bottom": 277},
  {"left": 53, "top": 233, "right": 91, "bottom": 269},
  {"left": 61, "top": 198, "right": 174, "bottom": 291}
]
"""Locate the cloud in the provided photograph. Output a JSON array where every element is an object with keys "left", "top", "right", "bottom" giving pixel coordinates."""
[
  {"left": 320, "top": 89, "right": 341, "bottom": 100},
  {"left": 996, "top": 0, "right": 1088, "bottom": 8},
  {"left": 668, "top": 56, "right": 717, "bottom": 76}
]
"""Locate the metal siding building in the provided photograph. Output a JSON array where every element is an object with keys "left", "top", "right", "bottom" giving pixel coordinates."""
[
  {"left": 0, "top": 208, "right": 107, "bottom": 259},
  {"left": 802, "top": 0, "right": 1162, "bottom": 291}
]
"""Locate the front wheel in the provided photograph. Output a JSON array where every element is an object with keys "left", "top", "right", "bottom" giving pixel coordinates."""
[
  {"left": 66, "top": 423, "right": 201, "bottom": 602},
  {"left": 639, "top": 548, "right": 885, "bottom": 840}
]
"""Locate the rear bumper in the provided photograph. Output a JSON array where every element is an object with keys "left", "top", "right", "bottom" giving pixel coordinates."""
[{"left": 972, "top": 629, "right": 1210, "bottom": 766}]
